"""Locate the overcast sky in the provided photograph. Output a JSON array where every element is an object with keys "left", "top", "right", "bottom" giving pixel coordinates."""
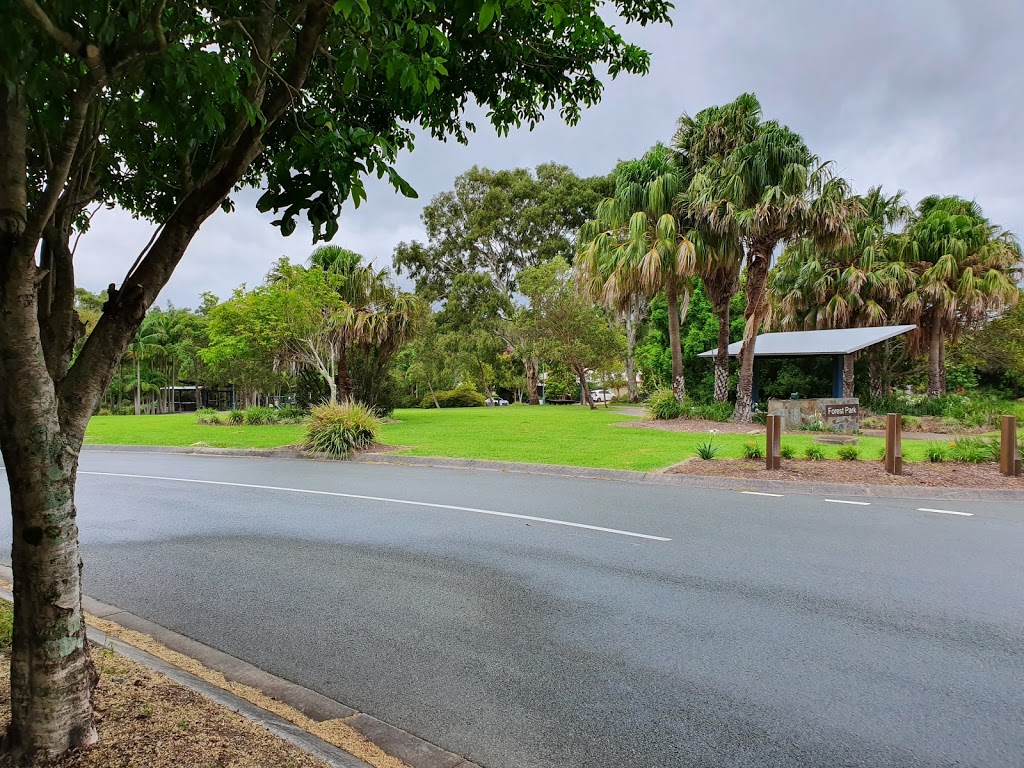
[{"left": 74, "top": 0, "right": 1023, "bottom": 308}]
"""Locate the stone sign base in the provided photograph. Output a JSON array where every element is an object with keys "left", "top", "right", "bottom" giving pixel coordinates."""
[{"left": 767, "top": 397, "right": 860, "bottom": 432}]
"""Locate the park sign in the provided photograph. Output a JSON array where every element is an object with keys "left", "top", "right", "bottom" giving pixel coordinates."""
[{"left": 824, "top": 403, "right": 859, "bottom": 419}]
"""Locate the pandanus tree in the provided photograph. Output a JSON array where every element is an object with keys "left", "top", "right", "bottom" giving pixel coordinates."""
[
  {"left": 672, "top": 94, "right": 759, "bottom": 402},
  {"left": 897, "top": 196, "right": 1022, "bottom": 396},
  {"left": 688, "top": 96, "right": 858, "bottom": 422},
  {"left": 124, "top": 327, "right": 164, "bottom": 415},
  {"left": 578, "top": 144, "right": 693, "bottom": 401},
  {"left": 769, "top": 187, "right": 913, "bottom": 398}
]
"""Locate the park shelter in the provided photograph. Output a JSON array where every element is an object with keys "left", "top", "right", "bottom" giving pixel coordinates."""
[{"left": 698, "top": 325, "right": 916, "bottom": 401}]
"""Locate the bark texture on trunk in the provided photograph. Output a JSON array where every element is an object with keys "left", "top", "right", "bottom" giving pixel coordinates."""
[
  {"left": 525, "top": 356, "right": 540, "bottom": 405},
  {"left": 624, "top": 313, "right": 638, "bottom": 403},
  {"left": 734, "top": 248, "right": 771, "bottom": 423},
  {"left": 665, "top": 273, "right": 685, "bottom": 403},
  {"left": 843, "top": 354, "right": 855, "bottom": 398},
  {"left": 577, "top": 365, "right": 596, "bottom": 410},
  {"left": 714, "top": 301, "right": 730, "bottom": 403},
  {"left": 927, "top": 325, "right": 944, "bottom": 397},
  {"left": 868, "top": 345, "right": 884, "bottom": 401}
]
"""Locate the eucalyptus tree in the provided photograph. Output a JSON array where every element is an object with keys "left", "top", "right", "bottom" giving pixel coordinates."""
[
  {"left": 0, "top": 0, "right": 670, "bottom": 758},
  {"left": 769, "top": 187, "right": 913, "bottom": 398},
  {"left": 672, "top": 94, "right": 759, "bottom": 402},
  {"left": 898, "top": 196, "right": 1022, "bottom": 396},
  {"left": 578, "top": 144, "right": 693, "bottom": 401},
  {"left": 688, "top": 95, "right": 858, "bottom": 421}
]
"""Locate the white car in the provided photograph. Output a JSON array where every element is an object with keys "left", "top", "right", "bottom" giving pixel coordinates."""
[
  {"left": 486, "top": 396, "right": 510, "bottom": 406},
  {"left": 590, "top": 390, "right": 615, "bottom": 403}
]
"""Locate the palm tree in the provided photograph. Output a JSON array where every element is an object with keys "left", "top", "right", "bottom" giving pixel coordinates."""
[
  {"left": 125, "top": 328, "right": 164, "bottom": 415},
  {"left": 898, "top": 196, "right": 1022, "bottom": 396},
  {"left": 672, "top": 95, "right": 759, "bottom": 402},
  {"left": 769, "top": 187, "right": 914, "bottom": 398},
  {"left": 578, "top": 144, "right": 693, "bottom": 401},
  {"left": 689, "top": 95, "right": 858, "bottom": 421}
]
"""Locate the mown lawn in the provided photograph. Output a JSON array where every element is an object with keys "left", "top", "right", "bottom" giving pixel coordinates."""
[
  {"left": 86, "top": 414, "right": 306, "bottom": 449},
  {"left": 86, "top": 407, "right": 935, "bottom": 472}
]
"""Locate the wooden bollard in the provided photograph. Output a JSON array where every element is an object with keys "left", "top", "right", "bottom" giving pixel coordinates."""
[
  {"left": 1000, "top": 415, "right": 1021, "bottom": 477},
  {"left": 885, "top": 413, "right": 902, "bottom": 475},
  {"left": 765, "top": 414, "right": 781, "bottom": 470}
]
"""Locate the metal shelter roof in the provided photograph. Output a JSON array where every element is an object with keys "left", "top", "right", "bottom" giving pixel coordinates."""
[{"left": 698, "top": 324, "right": 916, "bottom": 358}]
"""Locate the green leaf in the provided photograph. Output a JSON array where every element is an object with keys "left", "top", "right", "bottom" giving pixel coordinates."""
[{"left": 478, "top": 1, "right": 498, "bottom": 32}]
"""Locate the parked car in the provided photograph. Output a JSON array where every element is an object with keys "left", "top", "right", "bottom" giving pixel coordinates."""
[
  {"left": 590, "top": 390, "right": 615, "bottom": 403},
  {"left": 486, "top": 395, "right": 510, "bottom": 406}
]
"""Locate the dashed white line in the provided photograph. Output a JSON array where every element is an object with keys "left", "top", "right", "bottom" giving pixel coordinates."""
[
  {"left": 740, "top": 491, "right": 784, "bottom": 498},
  {"left": 918, "top": 507, "right": 973, "bottom": 517},
  {"left": 79, "top": 471, "right": 672, "bottom": 541},
  {"left": 824, "top": 499, "right": 871, "bottom": 506}
]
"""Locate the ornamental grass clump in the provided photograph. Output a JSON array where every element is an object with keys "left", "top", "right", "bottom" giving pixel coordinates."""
[
  {"left": 948, "top": 436, "right": 999, "bottom": 464},
  {"left": 244, "top": 406, "right": 278, "bottom": 425},
  {"left": 837, "top": 446, "right": 860, "bottom": 461},
  {"left": 646, "top": 389, "right": 684, "bottom": 420},
  {"left": 305, "top": 400, "right": 382, "bottom": 458},
  {"left": 925, "top": 442, "right": 947, "bottom": 463},
  {"left": 804, "top": 445, "right": 826, "bottom": 461}
]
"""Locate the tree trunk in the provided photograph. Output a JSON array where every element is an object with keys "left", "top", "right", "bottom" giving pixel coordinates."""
[
  {"left": 868, "top": 345, "right": 883, "bottom": 401},
  {"left": 734, "top": 248, "right": 771, "bottom": 423},
  {"left": 134, "top": 357, "right": 141, "bottom": 415},
  {"left": 714, "top": 300, "right": 730, "bottom": 403},
  {"left": 624, "top": 312, "right": 638, "bottom": 403},
  {"left": 577, "top": 365, "right": 596, "bottom": 410},
  {"left": 525, "top": 356, "right": 540, "bottom": 405},
  {"left": 336, "top": 346, "right": 353, "bottom": 401},
  {"left": 665, "top": 273, "right": 685, "bottom": 403},
  {"left": 927, "top": 325, "right": 944, "bottom": 397},
  {"left": 938, "top": 338, "right": 947, "bottom": 394},
  {"left": 426, "top": 381, "right": 440, "bottom": 409},
  {"left": 843, "top": 353, "right": 855, "bottom": 398}
]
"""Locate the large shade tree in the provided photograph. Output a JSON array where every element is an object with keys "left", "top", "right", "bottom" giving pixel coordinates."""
[
  {"left": 688, "top": 94, "right": 857, "bottom": 421},
  {"left": 0, "top": 0, "right": 670, "bottom": 760},
  {"left": 769, "top": 187, "right": 914, "bottom": 398},
  {"left": 578, "top": 144, "right": 693, "bottom": 402},
  {"left": 897, "top": 196, "right": 1021, "bottom": 396}
]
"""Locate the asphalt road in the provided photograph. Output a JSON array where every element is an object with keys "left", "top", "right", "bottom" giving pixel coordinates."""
[{"left": 2, "top": 450, "right": 1023, "bottom": 768}]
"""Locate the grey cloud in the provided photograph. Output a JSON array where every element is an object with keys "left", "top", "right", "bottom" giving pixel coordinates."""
[{"left": 74, "top": 0, "right": 1024, "bottom": 307}]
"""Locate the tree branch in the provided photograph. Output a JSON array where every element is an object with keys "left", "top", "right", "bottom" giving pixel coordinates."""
[{"left": 18, "top": 0, "right": 103, "bottom": 67}]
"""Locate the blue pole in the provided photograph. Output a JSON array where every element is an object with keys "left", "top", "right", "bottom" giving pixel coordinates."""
[
  {"left": 752, "top": 357, "right": 760, "bottom": 405},
  {"left": 832, "top": 356, "right": 844, "bottom": 398}
]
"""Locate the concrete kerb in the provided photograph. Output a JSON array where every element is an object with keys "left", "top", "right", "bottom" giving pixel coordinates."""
[
  {"left": 0, "top": 565, "right": 479, "bottom": 768},
  {"left": 82, "top": 443, "right": 1023, "bottom": 503}
]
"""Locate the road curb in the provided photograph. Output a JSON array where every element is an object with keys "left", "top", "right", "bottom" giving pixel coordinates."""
[
  {"left": 0, "top": 566, "right": 480, "bottom": 768},
  {"left": 350, "top": 452, "right": 1024, "bottom": 503},
  {"left": 81, "top": 444, "right": 1022, "bottom": 503}
]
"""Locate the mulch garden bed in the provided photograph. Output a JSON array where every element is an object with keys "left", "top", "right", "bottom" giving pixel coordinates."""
[
  {"left": 617, "top": 418, "right": 764, "bottom": 434},
  {"left": 0, "top": 648, "right": 329, "bottom": 768},
  {"left": 668, "top": 458, "right": 1024, "bottom": 489}
]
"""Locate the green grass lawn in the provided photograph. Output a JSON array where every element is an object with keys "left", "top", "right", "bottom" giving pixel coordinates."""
[
  {"left": 86, "top": 407, "right": 937, "bottom": 472},
  {"left": 86, "top": 414, "right": 306, "bottom": 449}
]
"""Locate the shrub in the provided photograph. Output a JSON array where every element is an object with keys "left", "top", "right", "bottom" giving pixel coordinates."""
[
  {"left": 780, "top": 444, "right": 796, "bottom": 459},
  {"left": 689, "top": 402, "right": 734, "bottom": 422},
  {"left": 421, "top": 388, "right": 487, "bottom": 408},
  {"left": 96, "top": 407, "right": 112, "bottom": 416},
  {"left": 741, "top": 440, "right": 765, "bottom": 460},
  {"left": 804, "top": 445, "right": 826, "bottom": 460},
  {"left": 800, "top": 419, "right": 825, "bottom": 432},
  {"left": 837, "top": 446, "right": 860, "bottom": 461},
  {"left": 695, "top": 438, "right": 720, "bottom": 460},
  {"left": 949, "top": 437, "right": 999, "bottom": 464},
  {"left": 646, "top": 389, "right": 684, "bottom": 420},
  {"left": 304, "top": 400, "right": 382, "bottom": 457},
  {"left": 0, "top": 600, "right": 11, "bottom": 652},
  {"left": 925, "top": 442, "right": 947, "bottom": 463},
  {"left": 244, "top": 406, "right": 279, "bottom": 425},
  {"left": 227, "top": 409, "right": 245, "bottom": 425},
  {"left": 276, "top": 405, "right": 308, "bottom": 423},
  {"left": 196, "top": 410, "right": 222, "bottom": 425},
  {"left": 112, "top": 405, "right": 135, "bottom": 416},
  {"left": 860, "top": 416, "right": 883, "bottom": 430},
  {"left": 901, "top": 415, "right": 924, "bottom": 431}
]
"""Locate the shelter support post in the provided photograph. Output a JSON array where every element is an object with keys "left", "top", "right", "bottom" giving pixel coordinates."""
[
  {"left": 1000, "top": 415, "right": 1021, "bottom": 477},
  {"left": 831, "top": 356, "right": 844, "bottom": 399}
]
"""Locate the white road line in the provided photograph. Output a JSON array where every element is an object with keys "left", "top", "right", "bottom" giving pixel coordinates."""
[
  {"left": 740, "top": 491, "right": 784, "bottom": 498},
  {"left": 824, "top": 499, "right": 871, "bottom": 506},
  {"left": 79, "top": 471, "right": 672, "bottom": 542},
  {"left": 918, "top": 507, "right": 974, "bottom": 517}
]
